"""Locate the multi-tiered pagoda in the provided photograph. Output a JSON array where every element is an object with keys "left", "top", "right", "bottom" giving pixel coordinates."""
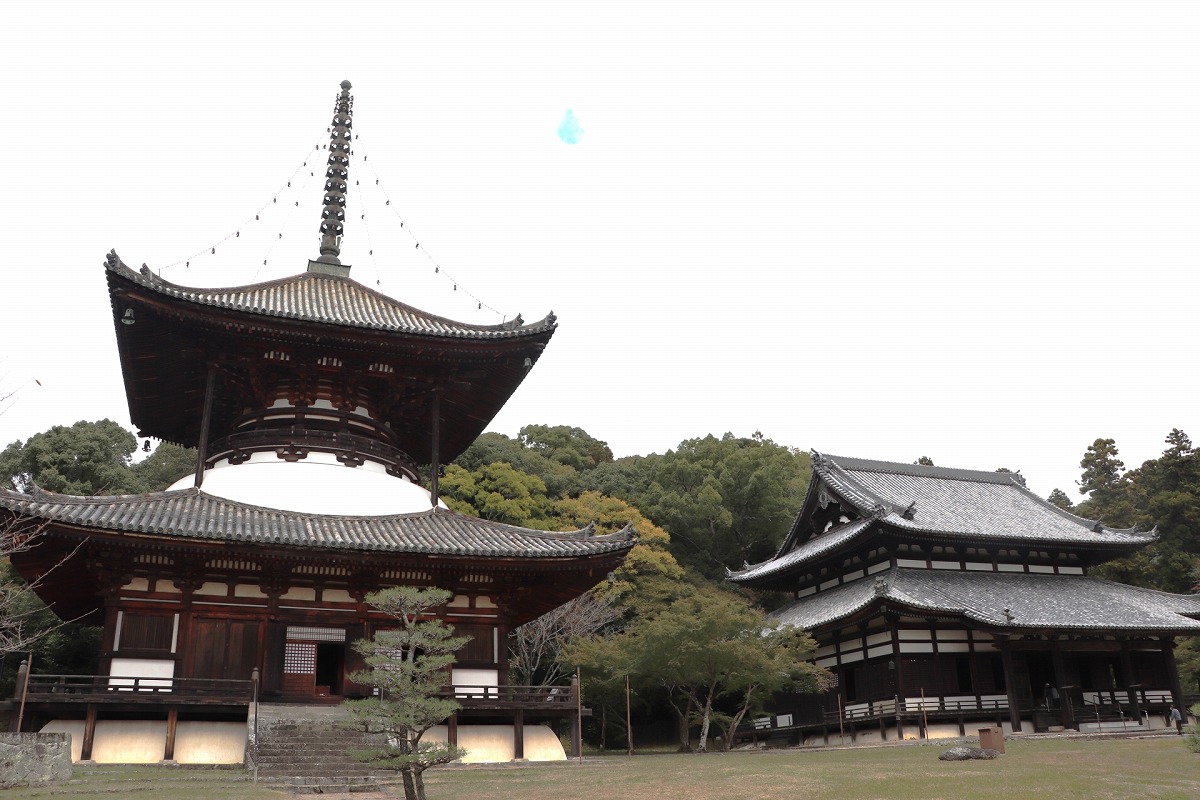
[
  {"left": 2, "top": 81, "right": 633, "bottom": 764},
  {"left": 729, "top": 454, "right": 1200, "bottom": 741}
]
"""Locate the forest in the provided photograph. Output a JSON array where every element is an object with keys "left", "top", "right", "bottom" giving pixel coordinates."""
[{"left": 2, "top": 420, "right": 1199, "bottom": 747}]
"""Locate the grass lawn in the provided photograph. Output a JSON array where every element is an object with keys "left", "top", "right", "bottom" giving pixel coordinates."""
[
  {"left": 6, "top": 737, "right": 1198, "bottom": 799},
  {"left": 426, "top": 738, "right": 1200, "bottom": 800}
]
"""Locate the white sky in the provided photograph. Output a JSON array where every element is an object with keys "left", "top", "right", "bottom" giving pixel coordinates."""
[{"left": 1, "top": 2, "right": 1197, "bottom": 502}]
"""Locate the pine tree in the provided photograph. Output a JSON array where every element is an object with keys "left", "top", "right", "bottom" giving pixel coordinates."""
[{"left": 345, "top": 587, "right": 470, "bottom": 800}]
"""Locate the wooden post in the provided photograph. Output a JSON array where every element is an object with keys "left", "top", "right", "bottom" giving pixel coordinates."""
[
  {"left": 429, "top": 391, "right": 441, "bottom": 507},
  {"left": 194, "top": 364, "right": 218, "bottom": 488},
  {"left": 14, "top": 656, "right": 31, "bottom": 733},
  {"left": 999, "top": 643, "right": 1023, "bottom": 732},
  {"left": 1051, "top": 642, "right": 1074, "bottom": 730},
  {"left": 447, "top": 712, "right": 458, "bottom": 748},
  {"left": 572, "top": 669, "right": 582, "bottom": 760},
  {"left": 1163, "top": 638, "right": 1185, "bottom": 713},
  {"left": 1120, "top": 646, "right": 1142, "bottom": 723},
  {"left": 164, "top": 706, "right": 178, "bottom": 761},
  {"left": 513, "top": 709, "right": 525, "bottom": 761},
  {"left": 81, "top": 704, "right": 98, "bottom": 761},
  {"left": 625, "top": 674, "right": 633, "bottom": 756}
]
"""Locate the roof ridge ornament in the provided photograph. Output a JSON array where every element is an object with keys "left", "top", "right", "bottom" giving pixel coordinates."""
[{"left": 309, "top": 80, "right": 354, "bottom": 278}]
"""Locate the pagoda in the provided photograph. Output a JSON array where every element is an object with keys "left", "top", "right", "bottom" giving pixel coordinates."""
[
  {"left": 2, "top": 81, "right": 634, "bottom": 764},
  {"left": 728, "top": 453, "right": 1200, "bottom": 741}
]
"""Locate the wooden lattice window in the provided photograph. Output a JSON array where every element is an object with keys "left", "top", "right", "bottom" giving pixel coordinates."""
[{"left": 285, "top": 642, "right": 317, "bottom": 674}]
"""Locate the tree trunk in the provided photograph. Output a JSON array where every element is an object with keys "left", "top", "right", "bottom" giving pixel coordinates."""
[
  {"left": 665, "top": 691, "right": 694, "bottom": 752},
  {"left": 677, "top": 711, "right": 691, "bottom": 752},
  {"left": 695, "top": 680, "right": 718, "bottom": 752},
  {"left": 402, "top": 768, "right": 421, "bottom": 800},
  {"left": 722, "top": 684, "right": 758, "bottom": 751}
]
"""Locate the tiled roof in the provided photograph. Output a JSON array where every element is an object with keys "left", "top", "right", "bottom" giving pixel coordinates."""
[
  {"left": 770, "top": 568, "right": 1200, "bottom": 633},
  {"left": 0, "top": 486, "right": 635, "bottom": 560},
  {"left": 814, "top": 453, "right": 1152, "bottom": 546},
  {"left": 728, "top": 519, "right": 872, "bottom": 583},
  {"left": 106, "top": 252, "right": 555, "bottom": 339}
]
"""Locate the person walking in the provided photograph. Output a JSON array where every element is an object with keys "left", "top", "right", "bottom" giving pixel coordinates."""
[{"left": 1169, "top": 704, "right": 1184, "bottom": 735}]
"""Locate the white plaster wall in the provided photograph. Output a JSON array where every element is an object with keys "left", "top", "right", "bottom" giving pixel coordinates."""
[
  {"left": 109, "top": 658, "right": 174, "bottom": 689},
  {"left": 173, "top": 722, "right": 247, "bottom": 764},
  {"left": 168, "top": 454, "right": 447, "bottom": 516},
  {"left": 425, "top": 724, "right": 566, "bottom": 763},
  {"left": 39, "top": 720, "right": 245, "bottom": 764}
]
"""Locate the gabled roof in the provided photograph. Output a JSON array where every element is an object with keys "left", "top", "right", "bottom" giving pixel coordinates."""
[
  {"left": 729, "top": 453, "right": 1153, "bottom": 587},
  {"left": 809, "top": 454, "right": 1150, "bottom": 546},
  {"left": 770, "top": 568, "right": 1200, "bottom": 634},
  {"left": 107, "top": 253, "right": 555, "bottom": 338},
  {"left": 0, "top": 485, "right": 635, "bottom": 560}
]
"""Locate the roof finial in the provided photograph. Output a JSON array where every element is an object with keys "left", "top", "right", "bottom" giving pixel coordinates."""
[{"left": 310, "top": 80, "right": 353, "bottom": 276}]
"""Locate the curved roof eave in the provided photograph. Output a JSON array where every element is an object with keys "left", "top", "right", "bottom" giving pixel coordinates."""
[
  {"left": 0, "top": 485, "right": 636, "bottom": 561},
  {"left": 106, "top": 251, "right": 557, "bottom": 340},
  {"left": 769, "top": 568, "right": 1200, "bottom": 634}
]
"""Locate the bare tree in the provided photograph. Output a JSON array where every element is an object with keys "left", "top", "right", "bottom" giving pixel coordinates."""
[
  {"left": 509, "top": 592, "right": 622, "bottom": 686},
  {"left": 1, "top": 516, "right": 52, "bottom": 659}
]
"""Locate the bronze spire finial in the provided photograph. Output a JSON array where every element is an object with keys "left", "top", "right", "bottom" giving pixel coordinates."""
[{"left": 310, "top": 80, "right": 354, "bottom": 275}]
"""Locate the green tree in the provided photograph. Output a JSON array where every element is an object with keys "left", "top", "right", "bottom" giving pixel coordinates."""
[
  {"left": 563, "top": 587, "right": 827, "bottom": 753},
  {"left": 345, "top": 587, "right": 470, "bottom": 800},
  {"left": 0, "top": 419, "right": 143, "bottom": 495},
  {"left": 439, "top": 462, "right": 553, "bottom": 528},
  {"left": 550, "top": 491, "right": 687, "bottom": 615},
  {"left": 518, "top": 424, "right": 614, "bottom": 472},
  {"left": 1047, "top": 488, "right": 1074, "bottom": 511},
  {"left": 711, "top": 623, "right": 828, "bottom": 751},
  {"left": 453, "top": 432, "right": 578, "bottom": 498},
  {"left": 634, "top": 434, "right": 810, "bottom": 578},
  {"left": 1081, "top": 430, "right": 1200, "bottom": 590},
  {"left": 1076, "top": 438, "right": 1134, "bottom": 522},
  {"left": 134, "top": 442, "right": 198, "bottom": 491},
  {"left": 914, "top": 456, "right": 934, "bottom": 466}
]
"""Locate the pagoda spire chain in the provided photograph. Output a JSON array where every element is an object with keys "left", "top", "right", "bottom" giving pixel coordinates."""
[{"left": 311, "top": 80, "right": 353, "bottom": 275}]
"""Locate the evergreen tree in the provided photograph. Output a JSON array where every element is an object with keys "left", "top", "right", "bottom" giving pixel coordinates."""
[{"left": 345, "top": 587, "right": 470, "bottom": 800}]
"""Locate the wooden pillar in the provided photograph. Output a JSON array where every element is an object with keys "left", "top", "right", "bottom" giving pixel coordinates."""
[
  {"left": 1051, "top": 641, "right": 1075, "bottom": 730},
  {"left": 570, "top": 674, "right": 582, "bottom": 758},
  {"left": 429, "top": 391, "right": 441, "bottom": 506},
  {"left": 193, "top": 364, "right": 218, "bottom": 488},
  {"left": 1120, "top": 645, "right": 1142, "bottom": 723},
  {"left": 81, "top": 704, "right": 98, "bottom": 761},
  {"left": 447, "top": 713, "right": 458, "bottom": 748},
  {"left": 1163, "top": 638, "right": 1185, "bottom": 711},
  {"left": 513, "top": 709, "right": 525, "bottom": 761},
  {"left": 999, "top": 642, "right": 1023, "bottom": 733},
  {"left": 164, "top": 706, "right": 178, "bottom": 761}
]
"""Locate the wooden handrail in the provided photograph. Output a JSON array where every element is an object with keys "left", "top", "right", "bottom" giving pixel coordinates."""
[{"left": 21, "top": 673, "right": 254, "bottom": 702}]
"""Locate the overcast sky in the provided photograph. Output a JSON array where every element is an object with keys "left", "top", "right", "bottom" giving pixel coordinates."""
[{"left": 1, "top": 2, "right": 1197, "bottom": 502}]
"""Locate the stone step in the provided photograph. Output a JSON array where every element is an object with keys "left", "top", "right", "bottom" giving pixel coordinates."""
[{"left": 252, "top": 718, "right": 390, "bottom": 780}]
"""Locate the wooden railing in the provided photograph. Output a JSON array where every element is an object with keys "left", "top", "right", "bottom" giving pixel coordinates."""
[
  {"left": 830, "top": 695, "right": 1009, "bottom": 722},
  {"left": 19, "top": 673, "right": 255, "bottom": 704},
  {"left": 435, "top": 684, "right": 578, "bottom": 708}
]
